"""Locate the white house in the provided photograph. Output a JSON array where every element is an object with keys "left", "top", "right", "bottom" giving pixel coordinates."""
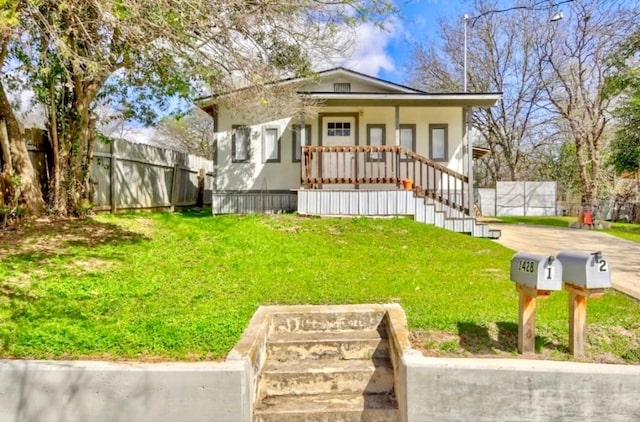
[{"left": 199, "top": 68, "right": 502, "bottom": 237}]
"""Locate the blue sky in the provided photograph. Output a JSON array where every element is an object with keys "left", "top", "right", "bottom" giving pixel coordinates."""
[{"left": 341, "top": 0, "right": 469, "bottom": 85}]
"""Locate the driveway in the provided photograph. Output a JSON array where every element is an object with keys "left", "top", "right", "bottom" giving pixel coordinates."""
[{"left": 490, "top": 223, "right": 640, "bottom": 301}]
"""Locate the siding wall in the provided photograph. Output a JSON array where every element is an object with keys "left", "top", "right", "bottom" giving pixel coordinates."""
[
  {"left": 298, "top": 189, "right": 416, "bottom": 216},
  {"left": 215, "top": 106, "right": 465, "bottom": 192},
  {"left": 212, "top": 191, "right": 297, "bottom": 214}
]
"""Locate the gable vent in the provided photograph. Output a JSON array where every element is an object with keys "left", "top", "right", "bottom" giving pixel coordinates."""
[{"left": 333, "top": 83, "right": 351, "bottom": 93}]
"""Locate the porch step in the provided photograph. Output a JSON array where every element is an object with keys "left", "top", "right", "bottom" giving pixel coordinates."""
[
  {"left": 488, "top": 228, "right": 502, "bottom": 239},
  {"left": 260, "top": 358, "right": 394, "bottom": 396},
  {"left": 473, "top": 223, "right": 489, "bottom": 238},
  {"left": 424, "top": 198, "right": 465, "bottom": 218},
  {"left": 254, "top": 393, "right": 398, "bottom": 422},
  {"left": 267, "top": 330, "right": 390, "bottom": 361},
  {"left": 434, "top": 210, "right": 445, "bottom": 228},
  {"left": 444, "top": 218, "right": 475, "bottom": 233}
]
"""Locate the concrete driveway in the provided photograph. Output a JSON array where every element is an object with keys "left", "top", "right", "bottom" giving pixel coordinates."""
[{"left": 490, "top": 223, "right": 640, "bottom": 301}]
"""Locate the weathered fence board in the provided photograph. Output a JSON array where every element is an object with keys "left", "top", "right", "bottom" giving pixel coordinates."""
[
  {"left": 23, "top": 133, "right": 213, "bottom": 212},
  {"left": 91, "top": 139, "right": 213, "bottom": 211}
]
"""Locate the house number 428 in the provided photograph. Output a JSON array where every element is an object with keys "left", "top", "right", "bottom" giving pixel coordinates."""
[{"left": 518, "top": 260, "right": 535, "bottom": 273}]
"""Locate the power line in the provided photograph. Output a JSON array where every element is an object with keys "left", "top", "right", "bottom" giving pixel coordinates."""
[{"left": 468, "top": 0, "right": 575, "bottom": 27}]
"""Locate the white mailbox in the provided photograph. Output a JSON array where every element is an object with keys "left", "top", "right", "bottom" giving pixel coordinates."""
[
  {"left": 556, "top": 251, "right": 611, "bottom": 289},
  {"left": 510, "top": 252, "right": 563, "bottom": 291}
]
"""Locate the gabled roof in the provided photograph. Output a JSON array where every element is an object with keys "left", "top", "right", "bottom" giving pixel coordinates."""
[
  {"left": 197, "top": 67, "right": 502, "bottom": 108},
  {"left": 313, "top": 67, "right": 426, "bottom": 94}
]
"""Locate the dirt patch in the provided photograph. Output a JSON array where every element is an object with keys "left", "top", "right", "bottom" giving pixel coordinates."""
[
  {"left": 0, "top": 216, "right": 150, "bottom": 263},
  {"left": 409, "top": 326, "right": 636, "bottom": 364}
]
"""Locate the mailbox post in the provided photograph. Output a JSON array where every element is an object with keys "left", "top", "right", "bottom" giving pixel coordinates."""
[
  {"left": 510, "top": 253, "right": 563, "bottom": 355},
  {"left": 557, "top": 251, "right": 611, "bottom": 357}
]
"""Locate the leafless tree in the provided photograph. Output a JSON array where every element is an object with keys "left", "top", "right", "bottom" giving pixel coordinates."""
[
  {"left": 535, "top": 0, "right": 640, "bottom": 203},
  {"left": 155, "top": 108, "right": 216, "bottom": 158},
  {"left": 409, "top": 0, "right": 556, "bottom": 186}
]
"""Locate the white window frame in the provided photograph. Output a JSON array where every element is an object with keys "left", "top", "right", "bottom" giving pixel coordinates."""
[
  {"left": 292, "top": 124, "right": 310, "bottom": 163},
  {"left": 429, "top": 124, "right": 448, "bottom": 162},
  {"left": 232, "top": 125, "right": 250, "bottom": 163},
  {"left": 263, "top": 127, "right": 280, "bottom": 163},
  {"left": 366, "top": 124, "right": 386, "bottom": 162}
]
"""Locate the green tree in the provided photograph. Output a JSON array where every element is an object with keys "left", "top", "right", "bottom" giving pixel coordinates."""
[
  {"left": 0, "top": 5, "right": 45, "bottom": 217},
  {"left": 1, "top": 0, "right": 395, "bottom": 217},
  {"left": 605, "top": 31, "right": 640, "bottom": 177}
]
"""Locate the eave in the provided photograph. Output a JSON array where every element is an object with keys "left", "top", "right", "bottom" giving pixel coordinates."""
[
  {"left": 302, "top": 92, "right": 502, "bottom": 108},
  {"left": 472, "top": 146, "right": 491, "bottom": 159}
]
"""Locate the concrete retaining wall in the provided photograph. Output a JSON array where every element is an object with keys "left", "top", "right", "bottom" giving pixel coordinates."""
[
  {"left": 0, "top": 360, "right": 248, "bottom": 422},
  {"left": 3, "top": 339, "right": 640, "bottom": 422},
  {"left": 403, "top": 355, "right": 640, "bottom": 421}
]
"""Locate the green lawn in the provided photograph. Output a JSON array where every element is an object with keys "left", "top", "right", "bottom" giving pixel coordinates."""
[
  {"left": 496, "top": 216, "right": 640, "bottom": 243},
  {"left": 1, "top": 212, "right": 639, "bottom": 362}
]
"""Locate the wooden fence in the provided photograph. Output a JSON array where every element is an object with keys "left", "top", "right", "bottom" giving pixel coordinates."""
[{"left": 24, "top": 134, "right": 214, "bottom": 212}]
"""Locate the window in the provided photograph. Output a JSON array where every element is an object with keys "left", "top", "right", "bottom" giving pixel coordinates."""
[
  {"left": 327, "top": 122, "right": 351, "bottom": 137},
  {"left": 333, "top": 83, "right": 351, "bottom": 93},
  {"left": 292, "top": 124, "right": 311, "bottom": 162},
  {"left": 429, "top": 124, "right": 448, "bottom": 161},
  {"left": 399, "top": 124, "right": 416, "bottom": 152},
  {"left": 232, "top": 125, "right": 250, "bottom": 163},
  {"left": 263, "top": 127, "right": 280, "bottom": 163},
  {"left": 367, "top": 124, "right": 385, "bottom": 162}
]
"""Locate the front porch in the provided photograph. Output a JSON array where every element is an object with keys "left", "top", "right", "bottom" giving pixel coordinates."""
[
  {"left": 301, "top": 145, "right": 470, "bottom": 216},
  {"left": 211, "top": 145, "right": 500, "bottom": 238},
  {"left": 295, "top": 145, "right": 498, "bottom": 238}
]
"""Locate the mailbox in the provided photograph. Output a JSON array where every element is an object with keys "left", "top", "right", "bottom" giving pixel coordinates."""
[
  {"left": 556, "top": 251, "right": 611, "bottom": 289},
  {"left": 510, "top": 252, "right": 563, "bottom": 291}
]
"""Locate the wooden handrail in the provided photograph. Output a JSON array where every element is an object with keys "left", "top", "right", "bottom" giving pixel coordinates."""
[
  {"left": 303, "top": 145, "right": 468, "bottom": 181},
  {"left": 301, "top": 145, "right": 470, "bottom": 215}
]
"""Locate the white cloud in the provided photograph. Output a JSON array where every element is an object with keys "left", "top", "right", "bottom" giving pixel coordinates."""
[
  {"left": 309, "top": 19, "right": 402, "bottom": 77},
  {"left": 7, "top": 89, "right": 46, "bottom": 129},
  {"left": 338, "top": 21, "right": 401, "bottom": 76}
]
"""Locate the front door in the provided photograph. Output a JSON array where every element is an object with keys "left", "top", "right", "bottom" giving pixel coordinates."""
[{"left": 322, "top": 117, "right": 356, "bottom": 189}]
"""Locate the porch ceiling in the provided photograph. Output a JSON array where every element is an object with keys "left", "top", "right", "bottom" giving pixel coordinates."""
[
  {"left": 473, "top": 146, "right": 491, "bottom": 159},
  {"left": 303, "top": 92, "right": 502, "bottom": 108}
]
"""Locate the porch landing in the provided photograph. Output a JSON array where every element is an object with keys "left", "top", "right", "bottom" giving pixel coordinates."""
[{"left": 297, "top": 189, "right": 500, "bottom": 239}]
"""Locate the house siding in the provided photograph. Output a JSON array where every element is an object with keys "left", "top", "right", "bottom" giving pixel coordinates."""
[
  {"left": 215, "top": 110, "right": 305, "bottom": 191},
  {"left": 214, "top": 105, "right": 465, "bottom": 192}
]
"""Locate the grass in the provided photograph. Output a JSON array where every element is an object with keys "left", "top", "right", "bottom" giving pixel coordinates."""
[
  {"left": 1, "top": 212, "right": 639, "bottom": 363},
  {"left": 496, "top": 216, "right": 640, "bottom": 243}
]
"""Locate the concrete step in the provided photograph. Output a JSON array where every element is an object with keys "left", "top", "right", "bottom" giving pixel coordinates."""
[
  {"left": 422, "top": 203, "right": 436, "bottom": 224},
  {"left": 488, "top": 228, "right": 502, "bottom": 239},
  {"left": 270, "top": 310, "right": 386, "bottom": 334},
  {"left": 473, "top": 223, "right": 489, "bottom": 238},
  {"left": 267, "top": 330, "right": 389, "bottom": 361},
  {"left": 444, "top": 218, "right": 475, "bottom": 233},
  {"left": 414, "top": 198, "right": 427, "bottom": 223},
  {"left": 254, "top": 393, "right": 398, "bottom": 422},
  {"left": 260, "top": 358, "right": 394, "bottom": 396}
]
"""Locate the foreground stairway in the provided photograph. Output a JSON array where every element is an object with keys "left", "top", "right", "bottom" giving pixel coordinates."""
[{"left": 253, "top": 310, "right": 399, "bottom": 422}]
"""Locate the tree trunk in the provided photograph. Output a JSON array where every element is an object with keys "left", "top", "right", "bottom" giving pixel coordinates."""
[
  {"left": 0, "top": 82, "right": 45, "bottom": 215},
  {"left": 574, "top": 138, "right": 592, "bottom": 204},
  {"left": 47, "top": 75, "right": 65, "bottom": 215},
  {"left": 0, "top": 119, "right": 13, "bottom": 172}
]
